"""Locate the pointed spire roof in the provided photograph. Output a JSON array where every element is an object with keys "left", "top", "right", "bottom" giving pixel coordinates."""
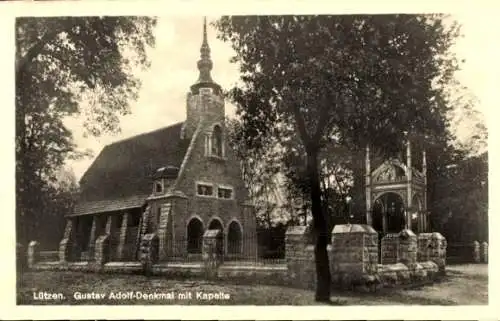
[{"left": 190, "top": 17, "right": 221, "bottom": 94}]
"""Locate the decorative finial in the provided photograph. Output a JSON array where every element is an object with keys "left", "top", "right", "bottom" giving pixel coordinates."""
[
  {"left": 191, "top": 17, "right": 221, "bottom": 94},
  {"left": 203, "top": 16, "right": 207, "bottom": 44},
  {"left": 200, "top": 16, "right": 210, "bottom": 59}
]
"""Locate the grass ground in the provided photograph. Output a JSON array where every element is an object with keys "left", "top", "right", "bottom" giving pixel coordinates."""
[{"left": 17, "top": 264, "right": 488, "bottom": 305}]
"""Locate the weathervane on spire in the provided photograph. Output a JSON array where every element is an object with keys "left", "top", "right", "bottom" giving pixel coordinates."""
[{"left": 191, "top": 16, "right": 221, "bottom": 94}]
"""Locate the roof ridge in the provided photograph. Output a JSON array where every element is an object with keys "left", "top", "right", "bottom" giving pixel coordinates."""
[
  {"left": 106, "top": 121, "right": 185, "bottom": 146},
  {"left": 171, "top": 119, "right": 203, "bottom": 191}
]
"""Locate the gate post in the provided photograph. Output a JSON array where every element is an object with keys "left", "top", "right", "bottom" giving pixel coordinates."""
[{"left": 202, "top": 229, "right": 223, "bottom": 279}]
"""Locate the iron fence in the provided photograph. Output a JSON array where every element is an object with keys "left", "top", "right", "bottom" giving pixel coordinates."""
[
  {"left": 446, "top": 242, "right": 481, "bottom": 264},
  {"left": 164, "top": 234, "right": 286, "bottom": 264}
]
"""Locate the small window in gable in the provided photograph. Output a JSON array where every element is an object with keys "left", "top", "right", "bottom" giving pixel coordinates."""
[
  {"left": 154, "top": 180, "right": 164, "bottom": 194},
  {"left": 218, "top": 187, "right": 233, "bottom": 199},
  {"left": 197, "top": 183, "right": 213, "bottom": 196}
]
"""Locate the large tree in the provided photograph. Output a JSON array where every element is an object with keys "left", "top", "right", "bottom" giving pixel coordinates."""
[
  {"left": 216, "top": 15, "right": 459, "bottom": 301},
  {"left": 16, "top": 16, "right": 156, "bottom": 246}
]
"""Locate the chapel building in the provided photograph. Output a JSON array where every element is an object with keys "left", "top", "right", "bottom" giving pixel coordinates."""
[{"left": 60, "top": 19, "right": 256, "bottom": 262}]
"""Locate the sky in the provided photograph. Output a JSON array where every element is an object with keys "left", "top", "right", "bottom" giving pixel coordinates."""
[{"left": 64, "top": 14, "right": 492, "bottom": 181}]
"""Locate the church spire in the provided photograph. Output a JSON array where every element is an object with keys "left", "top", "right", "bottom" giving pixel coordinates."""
[{"left": 191, "top": 17, "right": 221, "bottom": 94}]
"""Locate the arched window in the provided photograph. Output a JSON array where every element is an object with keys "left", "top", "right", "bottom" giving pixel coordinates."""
[
  {"left": 211, "top": 125, "right": 223, "bottom": 157},
  {"left": 208, "top": 218, "right": 223, "bottom": 231},
  {"left": 187, "top": 218, "right": 204, "bottom": 254},
  {"left": 227, "top": 221, "right": 242, "bottom": 255}
]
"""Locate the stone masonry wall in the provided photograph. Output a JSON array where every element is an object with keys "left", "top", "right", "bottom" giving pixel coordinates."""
[
  {"left": 381, "top": 233, "right": 399, "bottom": 264},
  {"left": 283, "top": 225, "right": 445, "bottom": 292},
  {"left": 381, "top": 230, "right": 417, "bottom": 266},
  {"left": 156, "top": 201, "right": 173, "bottom": 261},
  {"left": 173, "top": 102, "right": 256, "bottom": 257}
]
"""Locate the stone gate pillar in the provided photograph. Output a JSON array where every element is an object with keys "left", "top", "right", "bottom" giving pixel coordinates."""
[
  {"left": 139, "top": 233, "right": 159, "bottom": 275},
  {"left": 397, "top": 229, "right": 417, "bottom": 265},
  {"left": 473, "top": 240, "right": 481, "bottom": 263},
  {"left": 480, "top": 241, "right": 488, "bottom": 263},
  {"left": 202, "top": 229, "right": 223, "bottom": 279},
  {"left": 27, "top": 241, "right": 39, "bottom": 269},
  {"left": 331, "top": 224, "right": 379, "bottom": 289},
  {"left": 417, "top": 232, "right": 447, "bottom": 273},
  {"left": 285, "top": 226, "right": 315, "bottom": 290}
]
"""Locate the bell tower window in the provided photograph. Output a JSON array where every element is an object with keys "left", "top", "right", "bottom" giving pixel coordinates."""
[{"left": 211, "top": 125, "right": 223, "bottom": 157}]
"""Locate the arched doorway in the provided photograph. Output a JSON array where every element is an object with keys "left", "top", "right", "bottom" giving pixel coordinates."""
[
  {"left": 371, "top": 192, "right": 406, "bottom": 264},
  {"left": 208, "top": 218, "right": 224, "bottom": 256},
  {"left": 186, "top": 217, "right": 204, "bottom": 254},
  {"left": 372, "top": 198, "right": 384, "bottom": 234},
  {"left": 371, "top": 192, "right": 406, "bottom": 234},
  {"left": 227, "top": 221, "right": 242, "bottom": 256}
]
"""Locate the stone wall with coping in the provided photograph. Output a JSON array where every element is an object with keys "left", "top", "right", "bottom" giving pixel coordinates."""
[
  {"left": 284, "top": 225, "right": 447, "bottom": 292},
  {"left": 27, "top": 224, "right": 449, "bottom": 292},
  {"left": 217, "top": 264, "right": 288, "bottom": 287}
]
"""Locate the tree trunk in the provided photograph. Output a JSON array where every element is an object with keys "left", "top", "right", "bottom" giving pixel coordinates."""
[
  {"left": 351, "top": 149, "right": 366, "bottom": 223},
  {"left": 307, "top": 150, "right": 331, "bottom": 302}
]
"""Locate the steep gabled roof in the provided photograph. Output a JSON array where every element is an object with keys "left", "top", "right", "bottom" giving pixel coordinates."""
[{"left": 77, "top": 122, "right": 190, "bottom": 206}]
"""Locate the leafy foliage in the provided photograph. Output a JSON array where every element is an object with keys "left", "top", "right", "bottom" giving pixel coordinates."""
[
  {"left": 215, "top": 14, "right": 462, "bottom": 300},
  {"left": 16, "top": 16, "right": 156, "bottom": 245},
  {"left": 429, "top": 151, "right": 488, "bottom": 243},
  {"left": 226, "top": 117, "right": 292, "bottom": 227},
  {"left": 216, "top": 15, "right": 458, "bottom": 155}
]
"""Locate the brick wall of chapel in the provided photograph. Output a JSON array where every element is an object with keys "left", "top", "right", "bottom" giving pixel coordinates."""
[{"left": 173, "top": 91, "right": 256, "bottom": 247}]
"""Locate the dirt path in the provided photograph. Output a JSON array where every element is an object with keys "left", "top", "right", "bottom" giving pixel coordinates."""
[{"left": 17, "top": 264, "right": 488, "bottom": 305}]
